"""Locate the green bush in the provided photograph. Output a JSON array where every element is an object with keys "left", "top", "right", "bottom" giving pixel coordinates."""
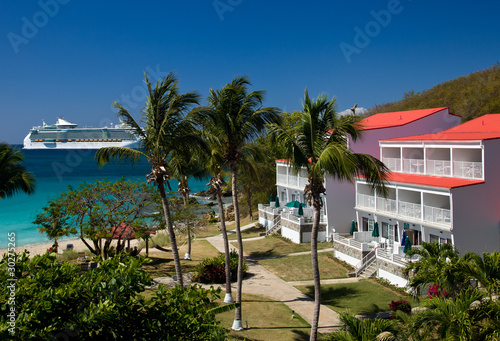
[
  {"left": 192, "top": 250, "right": 248, "bottom": 284},
  {"left": 0, "top": 252, "right": 231, "bottom": 340},
  {"left": 55, "top": 248, "right": 79, "bottom": 261}
]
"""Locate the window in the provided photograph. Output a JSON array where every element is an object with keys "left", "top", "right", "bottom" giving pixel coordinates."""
[
  {"left": 368, "top": 220, "right": 374, "bottom": 232},
  {"left": 382, "top": 222, "right": 389, "bottom": 238},
  {"left": 429, "top": 234, "right": 439, "bottom": 243},
  {"left": 362, "top": 217, "right": 368, "bottom": 232}
]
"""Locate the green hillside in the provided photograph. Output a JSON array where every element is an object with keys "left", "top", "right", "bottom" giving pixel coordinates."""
[{"left": 366, "top": 63, "right": 500, "bottom": 121}]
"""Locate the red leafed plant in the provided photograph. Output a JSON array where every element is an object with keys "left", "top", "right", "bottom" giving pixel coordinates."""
[
  {"left": 389, "top": 299, "right": 412, "bottom": 315},
  {"left": 427, "top": 283, "right": 449, "bottom": 299}
]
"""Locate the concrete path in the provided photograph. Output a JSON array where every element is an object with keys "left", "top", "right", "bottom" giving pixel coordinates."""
[{"left": 204, "top": 223, "right": 343, "bottom": 334}]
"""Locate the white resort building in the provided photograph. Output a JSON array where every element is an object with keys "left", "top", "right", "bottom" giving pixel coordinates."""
[{"left": 259, "top": 108, "right": 500, "bottom": 287}]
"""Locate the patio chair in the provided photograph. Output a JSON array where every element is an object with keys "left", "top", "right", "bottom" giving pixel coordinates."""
[{"left": 77, "top": 252, "right": 88, "bottom": 261}]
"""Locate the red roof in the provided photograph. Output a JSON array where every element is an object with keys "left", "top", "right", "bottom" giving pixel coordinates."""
[
  {"left": 365, "top": 172, "right": 484, "bottom": 189},
  {"left": 359, "top": 107, "right": 451, "bottom": 130},
  {"left": 384, "top": 114, "right": 500, "bottom": 142}
]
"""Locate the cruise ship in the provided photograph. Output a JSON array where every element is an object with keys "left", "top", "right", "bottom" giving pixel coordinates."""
[{"left": 23, "top": 117, "right": 141, "bottom": 149}]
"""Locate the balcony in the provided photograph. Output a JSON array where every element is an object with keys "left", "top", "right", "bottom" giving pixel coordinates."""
[
  {"left": 454, "top": 161, "right": 483, "bottom": 180},
  {"left": 402, "top": 158, "right": 424, "bottom": 174},
  {"left": 357, "top": 193, "right": 375, "bottom": 210},
  {"left": 427, "top": 160, "right": 451, "bottom": 177},
  {"left": 398, "top": 201, "right": 421, "bottom": 220},
  {"left": 382, "top": 157, "right": 401, "bottom": 172},
  {"left": 424, "top": 206, "right": 451, "bottom": 226},
  {"left": 377, "top": 197, "right": 397, "bottom": 214}
]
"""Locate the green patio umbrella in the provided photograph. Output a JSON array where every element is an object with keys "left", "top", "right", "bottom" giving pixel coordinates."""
[
  {"left": 350, "top": 220, "right": 357, "bottom": 235},
  {"left": 275, "top": 197, "right": 280, "bottom": 208},
  {"left": 372, "top": 222, "right": 380, "bottom": 237},
  {"left": 285, "top": 200, "right": 306, "bottom": 208},
  {"left": 298, "top": 204, "right": 304, "bottom": 216},
  {"left": 403, "top": 236, "right": 412, "bottom": 253},
  {"left": 270, "top": 194, "right": 274, "bottom": 203}
]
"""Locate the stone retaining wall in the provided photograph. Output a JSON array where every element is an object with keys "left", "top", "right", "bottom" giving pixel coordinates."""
[
  {"left": 333, "top": 241, "right": 362, "bottom": 261},
  {"left": 377, "top": 258, "right": 406, "bottom": 278}
]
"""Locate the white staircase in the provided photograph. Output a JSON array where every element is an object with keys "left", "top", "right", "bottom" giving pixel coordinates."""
[
  {"left": 266, "top": 215, "right": 282, "bottom": 235},
  {"left": 354, "top": 249, "right": 377, "bottom": 278}
]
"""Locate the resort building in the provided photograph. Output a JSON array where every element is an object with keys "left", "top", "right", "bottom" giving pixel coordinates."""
[
  {"left": 259, "top": 107, "right": 461, "bottom": 244},
  {"left": 335, "top": 114, "right": 500, "bottom": 287}
]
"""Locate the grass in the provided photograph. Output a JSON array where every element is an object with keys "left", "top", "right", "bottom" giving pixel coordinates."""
[
  {"left": 140, "top": 239, "right": 221, "bottom": 278},
  {"left": 238, "top": 235, "right": 331, "bottom": 258},
  {"left": 258, "top": 253, "right": 349, "bottom": 282},
  {"left": 295, "top": 279, "right": 413, "bottom": 316},
  {"left": 216, "top": 293, "right": 312, "bottom": 341},
  {"left": 228, "top": 224, "right": 266, "bottom": 240}
]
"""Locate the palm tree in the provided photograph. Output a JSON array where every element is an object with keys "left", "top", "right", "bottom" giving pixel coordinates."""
[
  {"left": 404, "top": 242, "right": 466, "bottom": 298},
  {"left": 95, "top": 72, "right": 200, "bottom": 286},
  {"left": 0, "top": 142, "right": 36, "bottom": 199},
  {"left": 461, "top": 251, "right": 500, "bottom": 298},
  {"left": 325, "top": 312, "right": 399, "bottom": 341},
  {"left": 269, "top": 89, "right": 389, "bottom": 341},
  {"left": 192, "top": 75, "right": 281, "bottom": 330}
]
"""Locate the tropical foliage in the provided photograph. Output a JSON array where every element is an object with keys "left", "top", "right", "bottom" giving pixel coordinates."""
[
  {"left": 192, "top": 75, "right": 281, "bottom": 328},
  {"left": 0, "top": 142, "right": 36, "bottom": 199},
  {"left": 0, "top": 252, "right": 233, "bottom": 340},
  {"left": 366, "top": 63, "right": 500, "bottom": 122},
  {"left": 96, "top": 72, "right": 202, "bottom": 286},
  {"left": 269, "top": 89, "right": 389, "bottom": 341},
  {"left": 34, "top": 179, "right": 156, "bottom": 259},
  {"left": 192, "top": 250, "right": 247, "bottom": 284}
]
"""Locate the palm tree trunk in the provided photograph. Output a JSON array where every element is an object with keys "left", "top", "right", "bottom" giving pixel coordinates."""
[
  {"left": 231, "top": 165, "right": 244, "bottom": 330},
  {"left": 216, "top": 186, "right": 234, "bottom": 302},
  {"left": 186, "top": 226, "right": 192, "bottom": 258},
  {"left": 246, "top": 190, "right": 253, "bottom": 220},
  {"left": 158, "top": 179, "right": 183, "bottom": 287},
  {"left": 310, "top": 196, "right": 322, "bottom": 341}
]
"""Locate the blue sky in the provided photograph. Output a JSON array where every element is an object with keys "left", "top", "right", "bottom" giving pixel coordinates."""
[{"left": 2, "top": 0, "right": 500, "bottom": 144}]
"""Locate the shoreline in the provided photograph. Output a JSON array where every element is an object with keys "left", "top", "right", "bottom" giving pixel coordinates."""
[{"left": 0, "top": 237, "right": 141, "bottom": 258}]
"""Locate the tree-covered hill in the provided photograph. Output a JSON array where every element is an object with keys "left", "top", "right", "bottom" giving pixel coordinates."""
[{"left": 366, "top": 63, "right": 500, "bottom": 121}]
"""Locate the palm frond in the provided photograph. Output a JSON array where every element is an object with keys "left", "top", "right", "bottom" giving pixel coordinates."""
[{"left": 95, "top": 147, "right": 145, "bottom": 167}]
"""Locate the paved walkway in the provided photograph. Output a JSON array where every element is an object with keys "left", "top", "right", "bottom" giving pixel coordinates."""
[{"left": 204, "top": 223, "right": 344, "bottom": 334}]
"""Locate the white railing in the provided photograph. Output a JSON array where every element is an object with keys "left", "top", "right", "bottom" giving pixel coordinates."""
[
  {"left": 354, "top": 249, "right": 377, "bottom": 277},
  {"left": 277, "top": 174, "right": 287, "bottom": 185},
  {"left": 289, "top": 175, "right": 298, "bottom": 187},
  {"left": 454, "top": 161, "right": 483, "bottom": 179},
  {"left": 424, "top": 206, "right": 451, "bottom": 226},
  {"left": 357, "top": 193, "right": 375, "bottom": 209},
  {"left": 427, "top": 160, "right": 451, "bottom": 177},
  {"left": 266, "top": 215, "right": 282, "bottom": 235},
  {"left": 403, "top": 158, "right": 425, "bottom": 174},
  {"left": 376, "top": 248, "right": 408, "bottom": 267},
  {"left": 353, "top": 231, "right": 378, "bottom": 243},
  {"left": 299, "top": 177, "right": 308, "bottom": 189},
  {"left": 377, "top": 197, "right": 397, "bottom": 214},
  {"left": 258, "top": 204, "right": 282, "bottom": 216},
  {"left": 398, "top": 201, "right": 421, "bottom": 220},
  {"left": 382, "top": 157, "right": 401, "bottom": 172},
  {"left": 334, "top": 233, "right": 362, "bottom": 250}
]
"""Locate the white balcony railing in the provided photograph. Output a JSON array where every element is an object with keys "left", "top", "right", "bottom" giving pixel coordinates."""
[
  {"left": 382, "top": 157, "right": 401, "bottom": 172},
  {"left": 277, "top": 174, "right": 287, "bottom": 185},
  {"left": 357, "top": 193, "right": 375, "bottom": 210},
  {"left": 454, "top": 161, "right": 483, "bottom": 180},
  {"left": 289, "top": 175, "right": 298, "bottom": 187},
  {"left": 424, "top": 205, "right": 451, "bottom": 226},
  {"left": 403, "top": 158, "right": 425, "bottom": 174},
  {"left": 398, "top": 201, "right": 421, "bottom": 220},
  {"left": 427, "top": 160, "right": 452, "bottom": 177},
  {"left": 377, "top": 197, "right": 397, "bottom": 214}
]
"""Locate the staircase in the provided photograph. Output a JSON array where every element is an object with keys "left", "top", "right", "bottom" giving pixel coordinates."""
[
  {"left": 354, "top": 249, "right": 377, "bottom": 278},
  {"left": 266, "top": 215, "right": 282, "bottom": 235},
  {"left": 358, "top": 260, "right": 378, "bottom": 278}
]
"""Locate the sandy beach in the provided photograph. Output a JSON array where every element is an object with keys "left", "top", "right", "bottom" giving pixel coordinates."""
[{"left": 0, "top": 237, "right": 141, "bottom": 258}]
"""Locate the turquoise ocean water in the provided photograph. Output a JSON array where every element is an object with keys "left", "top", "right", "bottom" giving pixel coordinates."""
[{"left": 0, "top": 146, "right": 213, "bottom": 249}]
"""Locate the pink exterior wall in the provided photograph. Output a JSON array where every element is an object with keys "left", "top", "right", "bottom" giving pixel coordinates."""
[
  {"left": 327, "top": 109, "right": 461, "bottom": 235},
  {"left": 451, "top": 139, "right": 500, "bottom": 254}
]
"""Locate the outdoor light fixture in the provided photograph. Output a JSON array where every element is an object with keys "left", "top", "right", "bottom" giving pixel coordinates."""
[{"left": 292, "top": 310, "right": 295, "bottom": 318}]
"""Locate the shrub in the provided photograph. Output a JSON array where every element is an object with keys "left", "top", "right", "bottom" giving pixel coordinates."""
[
  {"left": 193, "top": 250, "right": 247, "bottom": 284},
  {"left": 56, "top": 248, "right": 79, "bottom": 261},
  {"left": 427, "top": 283, "right": 449, "bottom": 299},
  {"left": 389, "top": 299, "right": 411, "bottom": 315}
]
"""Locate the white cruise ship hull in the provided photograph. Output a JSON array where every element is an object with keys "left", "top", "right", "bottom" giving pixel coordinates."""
[{"left": 23, "top": 134, "right": 140, "bottom": 149}]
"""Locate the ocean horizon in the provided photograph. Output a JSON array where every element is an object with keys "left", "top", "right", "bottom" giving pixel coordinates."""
[{"left": 0, "top": 146, "right": 216, "bottom": 249}]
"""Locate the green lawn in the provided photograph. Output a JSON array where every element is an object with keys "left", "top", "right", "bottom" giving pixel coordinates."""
[
  {"left": 238, "top": 235, "right": 332, "bottom": 258},
  {"left": 228, "top": 224, "right": 266, "bottom": 240},
  {"left": 216, "top": 293, "right": 312, "bottom": 341},
  {"left": 258, "top": 253, "right": 349, "bottom": 281},
  {"left": 295, "top": 279, "right": 410, "bottom": 315}
]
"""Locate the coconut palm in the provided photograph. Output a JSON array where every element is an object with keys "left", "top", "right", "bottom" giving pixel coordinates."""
[
  {"left": 404, "top": 242, "right": 466, "bottom": 298},
  {"left": 269, "top": 89, "right": 389, "bottom": 341},
  {"left": 192, "top": 75, "right": 281, "bottom": 329},
  {"left": 325, "top": 312, "right": 399, "bottom": 341},
  {"left": 0, "top": 142, "right": 36, "bottom": 199},
  {"left": 95, "top": 72, "right": 200, "bottom": 286}
]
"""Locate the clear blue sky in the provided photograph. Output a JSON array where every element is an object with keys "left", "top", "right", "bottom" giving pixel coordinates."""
[{"left": 2, "top": 0, "right": 500, "bottom": 144}]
